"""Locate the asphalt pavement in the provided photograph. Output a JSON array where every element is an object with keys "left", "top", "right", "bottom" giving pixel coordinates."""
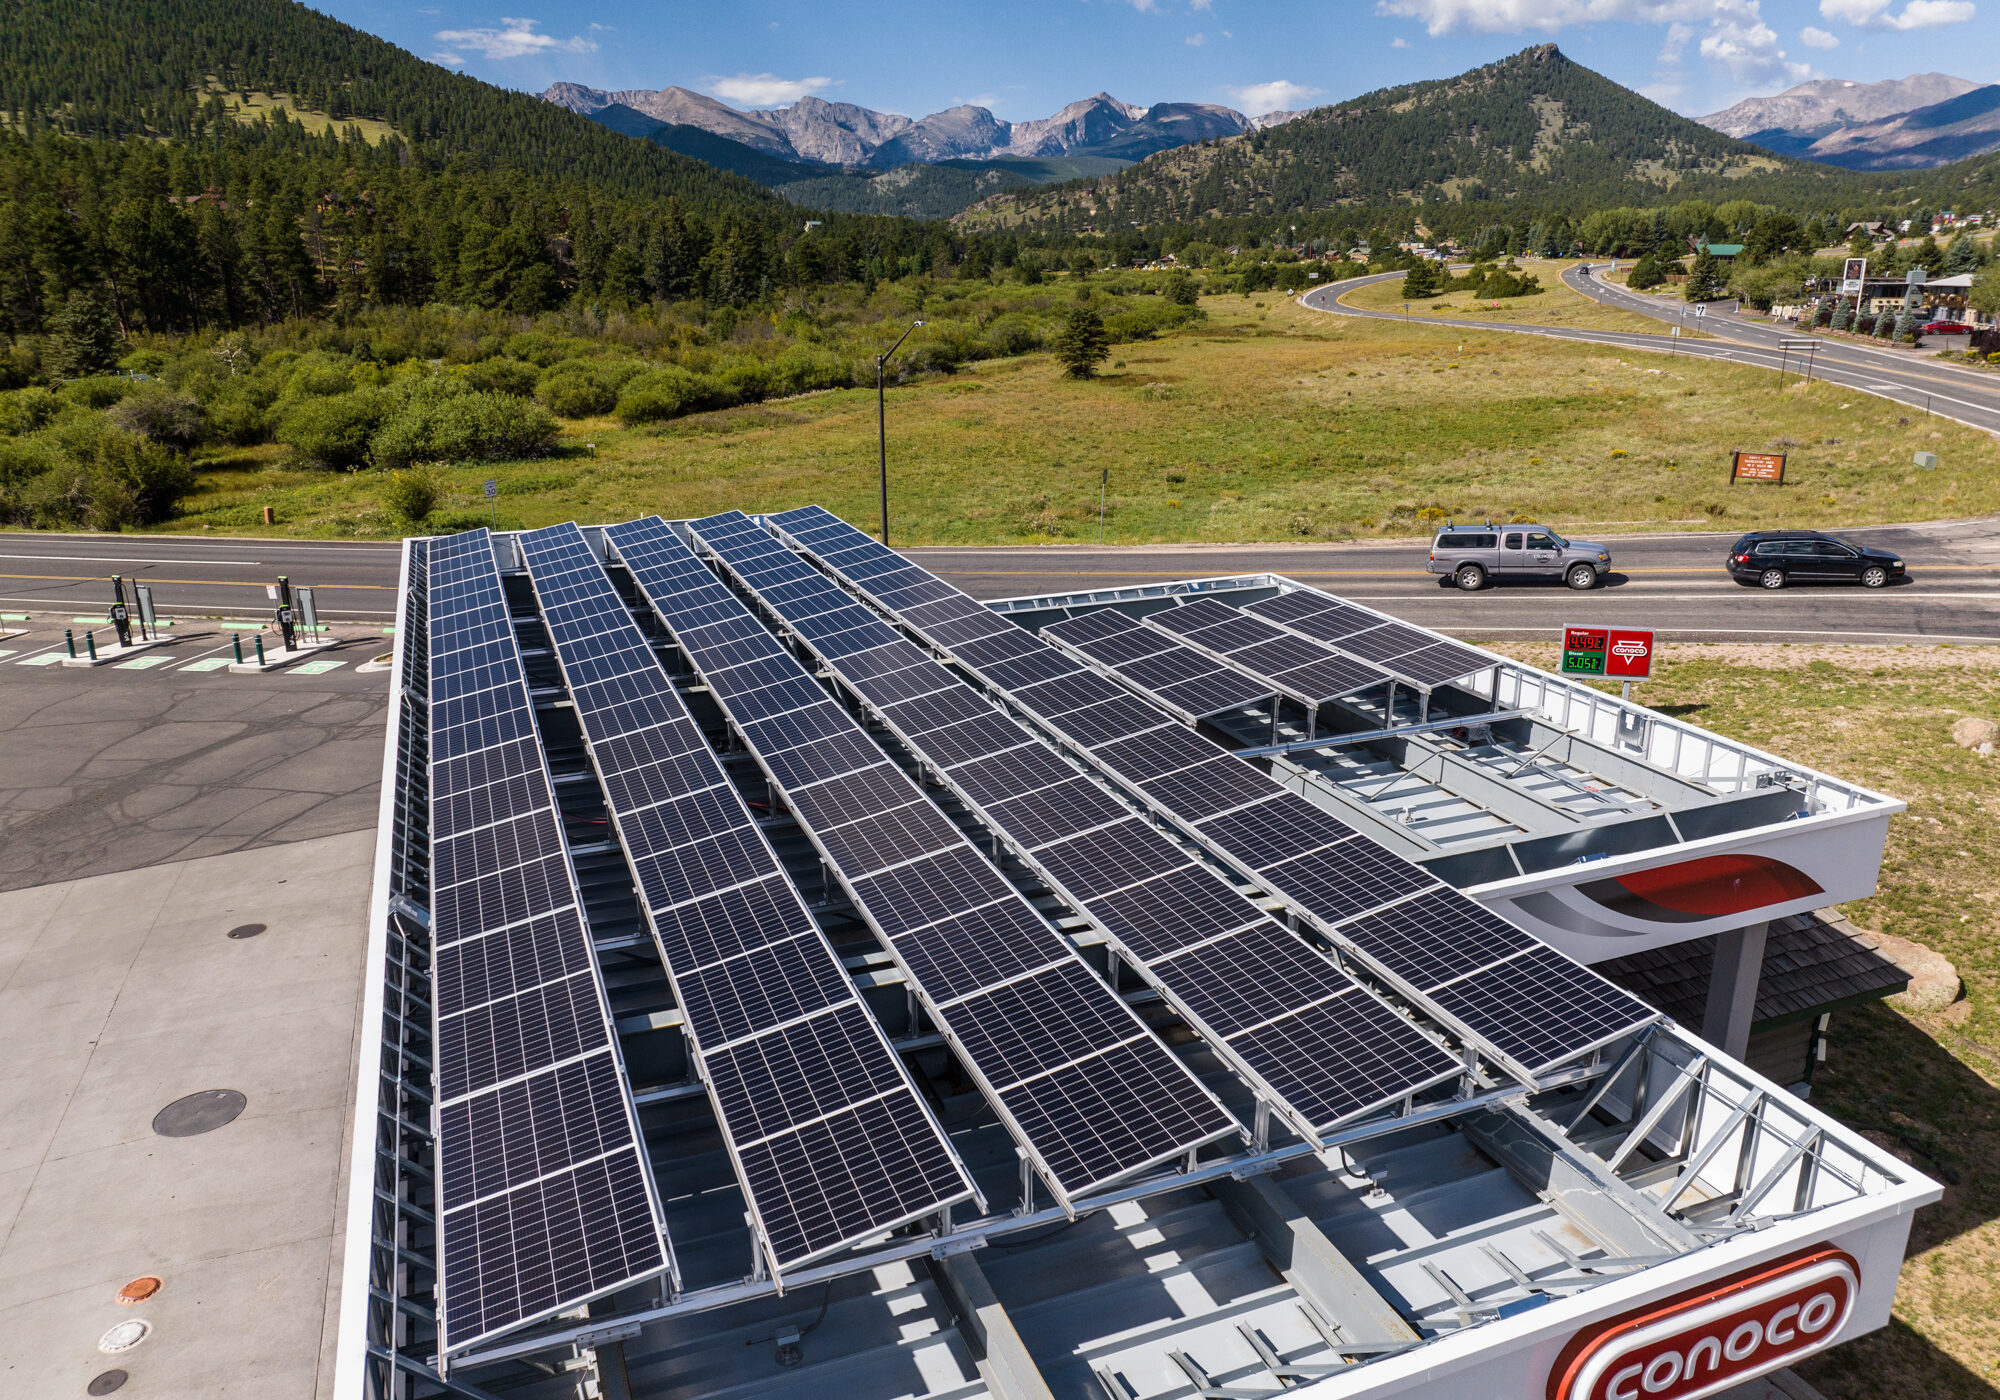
[
  {"left": 3, "top": 523, "right": 1995, "bottom": 644},
  {"left": 1299, "top": 268, "right": 2000, "bottom": 437}
]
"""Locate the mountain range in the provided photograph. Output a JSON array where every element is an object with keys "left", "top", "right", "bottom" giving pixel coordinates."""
[
  {"left": 541, "top": 84, "right": 1304, "bottom": 169},
  {"left": 1700, "top": 73, "right": 2000, "bottom": 170}
]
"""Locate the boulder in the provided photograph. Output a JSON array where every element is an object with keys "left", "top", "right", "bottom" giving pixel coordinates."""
[
  {"left": 1949, "top": 716, "right": 1997, "bottom": 751},
  {"left": 1871, "top": 930, "right": 1963, "bottom": 1015}
]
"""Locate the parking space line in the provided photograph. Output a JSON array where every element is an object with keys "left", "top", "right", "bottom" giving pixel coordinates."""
[
  {"left": 179, "top": 657, "right": 234, "bottom": 672},
  {"left": 113, "top": 655, "right": 174, "bottom": 670}
]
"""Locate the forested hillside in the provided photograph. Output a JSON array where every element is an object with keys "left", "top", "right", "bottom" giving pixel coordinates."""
[
  {"left": 964, "top": 45, "right": 2000, "bottom": 236},
  {"left": 0, "top": 0, "right": 999, "bottom": 343},
  {"left": 0, "top": 0, "right": 780, "bottom": 209}
]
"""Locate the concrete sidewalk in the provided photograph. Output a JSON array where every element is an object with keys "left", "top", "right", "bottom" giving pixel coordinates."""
[{"left": 0, "top": 828, "right": 373, "bottom": 1399}]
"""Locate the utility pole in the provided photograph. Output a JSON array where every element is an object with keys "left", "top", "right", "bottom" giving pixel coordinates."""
[{"left": 876, "top": 319, "right": 924, "bottom": 545}]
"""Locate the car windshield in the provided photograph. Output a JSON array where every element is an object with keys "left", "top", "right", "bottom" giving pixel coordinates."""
[{"left": 1541, "top": 528, "right": 1568, "bottom": 548}]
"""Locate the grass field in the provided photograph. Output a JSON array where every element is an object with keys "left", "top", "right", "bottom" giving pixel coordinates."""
[
  {"left": 154, "top": 289, "right": 2000, "bottom": 544},
  {"left": 1491, "top": 640, "right": 2000, "bottom": 1400},
  {"left": 1336, "top": 257, "right": 1696, "bottom": 337}
]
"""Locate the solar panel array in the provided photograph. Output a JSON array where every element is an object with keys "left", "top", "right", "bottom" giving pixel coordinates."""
[
  {"left": 606, "top": 515, "right": 1239, "bottom": 1204},
  {"left": 424, "top": 529, "right": 669, "bottom": 1354},
  {"left": 1242, "top": 589, "right": 1492, "bottom": 691},
  {"left": 1139, "top": 597, "right": 1387, "bottom": 705},
  {"left": 514, "top": 522, "right": 974, "bottom": 1276},
  {"left": 698, "top": 510, "right": 1465, "bottom": 1141},
  {"left": 768, "top": 505, "right": 1660, "bottom": 1081},
  {"left": 1041, "top": 609, "right": 1277, "bottom": 722}
]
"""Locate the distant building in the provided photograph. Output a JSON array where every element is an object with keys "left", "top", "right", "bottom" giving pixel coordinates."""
[{"left": 1688, "top": 236, "right": 1744, "bottom": 261}]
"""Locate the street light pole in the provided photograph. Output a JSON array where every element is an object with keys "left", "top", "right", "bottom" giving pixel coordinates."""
[{"left": 877, "top": 319, "right": 923, "bottom": 545}]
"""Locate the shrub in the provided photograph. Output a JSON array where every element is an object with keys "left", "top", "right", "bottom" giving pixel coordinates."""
[
  {"left": 462, "top": 358, "right": 540, "bottom": 397},
  {"left": 615, "top": 365, "right": 728, "bottom": 424},
  {"left": 982, "top": 314, "right": 1041, "bottom": 358},
  {"left": 1853, "top": 314, "right": 1877, "bottom": 337},
  {"left": 383, "top": 463, "right": 446, "bottom": 527},
  {"left": 371, "top": 387, "right": 559, "bottom": 471},
  {"left": 107, "top": 390, "right": 207, "bottom": 455},
  {"left": 206, "top": 388, "right": 272, "bottom": 446},
  {"left": 60, "top": 376, "right": 135, "bottom": 411},
  {"left": 8, "top": 418, "right": 194, "bottom": 528},
  {"left": 713, "top": 358, "right": 771, "bottom": 403},
  {"left": 767, "top": 344, "right": 851, "bottom": 394},
  {"left": 277, "top": 391, "right": 390, "bottom": 470},
  {"left": 0, "top": 386, "right": 63, "bottom": 437},
  {"left": 534, "top": 364, "right": 619, "bottom": 418}
]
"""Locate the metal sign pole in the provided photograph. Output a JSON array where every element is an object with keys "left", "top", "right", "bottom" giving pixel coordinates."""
[{"left": 136, "top": 585, "right": 157, "bottom": 642}]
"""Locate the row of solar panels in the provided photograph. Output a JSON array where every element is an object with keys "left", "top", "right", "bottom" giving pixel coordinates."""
[
  {"left": 418, "top": 510, "right": 1657, "bottom": 1358},
  {"left": 767, "top": 504, "right": 1657, "bottom": 1081}
]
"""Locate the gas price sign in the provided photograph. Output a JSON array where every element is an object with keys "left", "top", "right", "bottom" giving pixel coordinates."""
[{"left": 1562, "top": 625, "right": 1655, "bottom": 680}]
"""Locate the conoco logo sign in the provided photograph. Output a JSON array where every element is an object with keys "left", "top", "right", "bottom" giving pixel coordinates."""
[{"left": 1547, "top": 1247, "right": 1858, "bottom": 1400}]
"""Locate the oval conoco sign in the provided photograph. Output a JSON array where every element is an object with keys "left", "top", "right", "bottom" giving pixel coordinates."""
[{"left": 1547, "top": 1246, "right": 1858, "bottom": 1400}]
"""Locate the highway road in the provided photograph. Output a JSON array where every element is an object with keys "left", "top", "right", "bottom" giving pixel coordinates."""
[
  {"left": 4, "top": 523, "right": 1995, "bottom": 645},
  {"left": 1299, "top": 268, "right": 2000, "bottom": 437}
]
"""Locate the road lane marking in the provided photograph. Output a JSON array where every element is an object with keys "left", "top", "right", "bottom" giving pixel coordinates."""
[
  {"left": 0, "top": 553, "right": 265, "bottom": 564},
  {"left": 0, "top": 572, "right": 392, "bottom": 590}
]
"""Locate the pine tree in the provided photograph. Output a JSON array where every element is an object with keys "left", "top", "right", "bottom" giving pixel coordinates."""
[
  {"left": 1401, "top": 259, "right": 1439, "bottom": 298},
  {"left": 1051, "top": 306, "right": 1110, "bottom": 379},
  {"left": 1684, "top": 249, "right": 1721, "bottom": 303},
  {"left": 43, "top": 288, "right": 121, "bottom": 377}
]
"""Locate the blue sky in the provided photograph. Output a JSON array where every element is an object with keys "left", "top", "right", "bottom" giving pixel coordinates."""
[{"left": 322, "top": 0, "right": 1998, "bottom": 121}]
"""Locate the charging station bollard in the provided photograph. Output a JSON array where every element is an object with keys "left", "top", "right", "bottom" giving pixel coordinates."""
[
  {"left": 85, "top": 630, "right": 98, "bottom": 661},
  {"left": 233, "top": 635, "right": 244, "bottom": 665},
  {"left": 65, "top": 628, "right": 76, "bottom": 658},
  {"left": 254, "top": 634, "right": 266, "bottom": 666}
]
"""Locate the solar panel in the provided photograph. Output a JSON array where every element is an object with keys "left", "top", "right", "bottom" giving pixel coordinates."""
[
  {"left": 515, "top": 523, "right": 974, "bottom": 1277},
  {"left": 423, "top": 529, "right": 669, "bottom": 1355},
  {"left": 1044, "top": 609, "right": 1272, "bottom": 722},
  {"left": 1134, "top": 600, "right": 1387, "bottom": 706},
  {"left": 769, "top": 507, "right": 1660, "bottom": 1085},
  {"left": 607, "top": 515, "right": 1238, "bottom": 1206},
  {"left": 711, "top": 511, "right": 1474, "bottom": 1141},
  {"left": 1243, "top": 590, "right": 1492, "bottom": 690}
]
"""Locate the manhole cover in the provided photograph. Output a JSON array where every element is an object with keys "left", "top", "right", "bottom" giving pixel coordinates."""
[
  {"left": 117, "top": 1276, "right": 161, "bottom": 1304},
  {"left": 226, "top": 923, "right": 266, "bottom": 940},
  {"left": 152, "top": 1090, "right": 246, "bottom": 1138},
  {"left": 97, "top": 1319, "right": 150, "bottom": 1354},
  {"left": 88, "top": 1370, "right": 128, "bottom": 1395}
]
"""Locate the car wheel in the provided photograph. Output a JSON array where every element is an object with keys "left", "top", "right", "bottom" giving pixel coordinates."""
[
  {"left": 1860, "top": 565, "right": 1888, "bottom": 588},
  {"left": 1759, "top": 568, "right": 1786, "bottom": 590},
  {"left": 1565, "top": 563, "right": 1598, "bottom": 591},
  {"left": 1455, "top": 563, "right": 1486, "bottom": 591}
]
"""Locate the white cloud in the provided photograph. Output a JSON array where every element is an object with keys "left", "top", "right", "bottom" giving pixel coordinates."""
[
  {"left": 1800, "top": 23, "right": 1841, "bottom": 43},
  {"left": 706, "top": 73, "right": 837, "bottom": 107},
  {"left": 1187, "top": 32, "right": 1206, "bottom": 44},
  {"left": 1374, "top": 0, "right": 1741, "bottom": 37},
  {"left": 1392, "top": 33, "right": 1413, "bottom": 44},
  {"left": 433, "top": 50, "right": 465, "bottom": 66},
  {"left": 1820, "top": 0, "right": 1974, "bottom": 26},
  {"left": 1226, "top": 79, "right": 1325, "bottom": 114},
  {"left": 430, "top": 17, "right": 595, "bottom": 60},
  {"left": 1191, "top": 0, "right": 1214, "bottom": 9},
  {"left": 1700, "top": 15, "right": 1808, "bottom": 83}
]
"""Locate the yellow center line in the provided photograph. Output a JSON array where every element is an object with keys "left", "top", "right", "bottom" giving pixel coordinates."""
[{"left": 0, "top": 572, "right": 393, "bottom": 589}]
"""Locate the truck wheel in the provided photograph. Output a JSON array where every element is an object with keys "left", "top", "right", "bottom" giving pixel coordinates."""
[
  {"left": 1565, "top": 563, "right": 1598, "bottom": 591},
  {"left": 1455, "top": 563, "right": 1486, "bottom": 591}
]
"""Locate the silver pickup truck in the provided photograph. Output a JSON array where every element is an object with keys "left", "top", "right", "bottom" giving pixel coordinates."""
[{"left": 1427, "top": 523, "right": 1610, "bottom": 590}]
